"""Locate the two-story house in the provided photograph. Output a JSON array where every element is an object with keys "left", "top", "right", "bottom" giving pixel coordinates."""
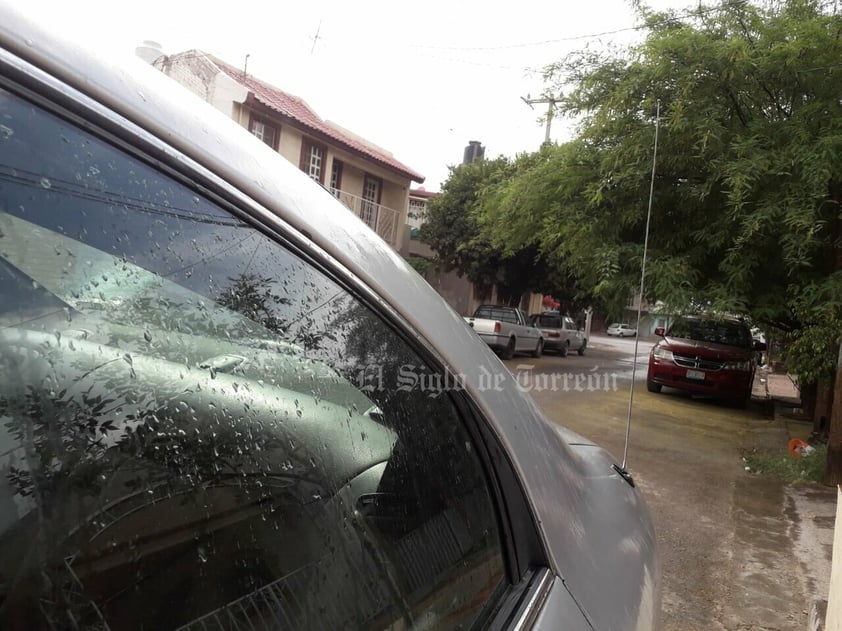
[{"left": 146, "top": 48, "right": 424, "bottom": 250}]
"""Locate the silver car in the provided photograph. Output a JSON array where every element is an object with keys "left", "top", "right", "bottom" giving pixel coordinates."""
[
  {"left": 0, "top": 6, "right": 659, "bottom": 630},
  {"left": 607, "top": 322, "right": 638, "bottom": 337}
]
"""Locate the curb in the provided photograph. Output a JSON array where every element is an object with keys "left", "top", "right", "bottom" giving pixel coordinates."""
[{"left": 810, "top": 600, "right": 827, "bottom": 631}]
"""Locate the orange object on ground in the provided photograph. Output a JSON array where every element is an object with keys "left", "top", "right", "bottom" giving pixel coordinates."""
[{"left": 788, "top": 438, "right": 810, "bottom": 458}]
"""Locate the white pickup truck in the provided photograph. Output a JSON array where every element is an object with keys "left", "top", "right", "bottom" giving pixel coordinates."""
[{"left": 464, "top": 305, "right": 544, "bottom": 359}]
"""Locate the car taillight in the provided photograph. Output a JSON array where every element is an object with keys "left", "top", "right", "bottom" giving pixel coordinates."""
[
  {"left": 494, "top": 322, "right": 501, "bottom": 333},
  {"left": 549, "top": 332, "right": 560, "bottom": 338}
]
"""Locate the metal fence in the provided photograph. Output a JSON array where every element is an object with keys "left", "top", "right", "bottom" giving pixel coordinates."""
[{"left": 332, "top": 189, "right": 400, "bottom": 246}]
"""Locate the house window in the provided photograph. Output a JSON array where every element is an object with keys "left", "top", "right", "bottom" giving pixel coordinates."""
[
  {"left": 408, "top": 198, "right": 426, "bottom": 225},
  {"left": 308, "top": 145, "right": 323, "bottom": 181},
  {"left": 360, "top": 175, "right": 381, "bottom": 228},
  {"left": 248, "top": 117, "right": 278, "bottom": 150},
  {"left": 299, "top": 139, "right": 327, "bottom": 184},
  {"left": 330, "top": 159, "right": 343, "bottom": 197}
]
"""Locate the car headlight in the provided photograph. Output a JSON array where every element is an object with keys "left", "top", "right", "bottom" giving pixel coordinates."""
[
  {"left": 723, "top": 360, "right": 751, "bottom": 371},
  {"left": 652, "top": 346, "right": 673, "bottom": 361}
]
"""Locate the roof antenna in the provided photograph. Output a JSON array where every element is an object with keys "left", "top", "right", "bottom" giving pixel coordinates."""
[
  {"left": 614, "top": 99, "right": 661, "bottom": 486},
  {"left": 310, "top": 20, "right": 322, "bottom": 54},
  {"left": 242, "top": 53, "right": 250, "bottom": 79}
]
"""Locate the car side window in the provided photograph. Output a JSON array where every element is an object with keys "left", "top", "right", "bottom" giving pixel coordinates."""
[{"left": 0, "top": 87, "right": 505, "bottom": 629}]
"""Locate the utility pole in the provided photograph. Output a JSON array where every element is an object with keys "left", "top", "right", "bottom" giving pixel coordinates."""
[{"left": 521, "top": 94, "right": 562, "bottom": 145}]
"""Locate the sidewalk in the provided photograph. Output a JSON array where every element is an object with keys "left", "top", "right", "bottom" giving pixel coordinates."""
[
  {"left": 749, "top": 367, "right": 838, "bottom": 631},
  {"left": 752, "top": 365, "right": 802, "bottom": 406}
]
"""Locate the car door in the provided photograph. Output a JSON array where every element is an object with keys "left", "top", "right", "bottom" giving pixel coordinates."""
[
  {"left": 515, "top": 309, "right": 537, "bottom": 352},
  {"left": 0, "top": 49, "right": 586, "bottom": 630},
  {"left": 564, "top": 317, "right": 583, "bottom": 348}
]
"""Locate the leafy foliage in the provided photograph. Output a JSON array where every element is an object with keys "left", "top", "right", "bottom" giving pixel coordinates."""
[
  {"left": 421, "top": 157, "right": 564, "bottom": 305},
  {"left": 404, "top": 254, "right": 432, "bottom": 277},
  {"left": 478, "top": 0, "right": 842, "bottom": 378}
]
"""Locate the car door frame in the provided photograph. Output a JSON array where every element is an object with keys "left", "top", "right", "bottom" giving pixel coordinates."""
[{"left": 0, "top": 49, "right": 566, "bottom": 629}]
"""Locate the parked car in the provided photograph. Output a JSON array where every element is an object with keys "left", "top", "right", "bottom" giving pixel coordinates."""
[
  {"left": 0, "top": 7, "right": 658, "bottom": 630},
  {"left": 529, "top": 311, "right": 587, "bottom": 356},
  {"left": 647, "top": 315, "right": 766, "bottom": 405},
  {"left": 607, "top": 322, "right": 638, "bottom": 337},
  {"left": 464, "top": 305, "right": 544, "bottom": 359}
]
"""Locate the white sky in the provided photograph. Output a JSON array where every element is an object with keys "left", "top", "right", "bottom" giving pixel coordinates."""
[{"left": 27, "top": 0, "right": 692, "bottom": 190}]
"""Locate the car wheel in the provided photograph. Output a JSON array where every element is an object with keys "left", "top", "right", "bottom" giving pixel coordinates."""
[
  {"left": 646, "top": 380, "right": 662, "bottom": 393},
  {"left": 577, "top": 339, "right": 587, "bottom": 356},
  {"left": 532, "top": 339, "right": 543, "bottom": 358},
  {"left": 501, "top": 336, "right": 516, "bottom": 360},
  {"left": 559, "top": 340, "right": 569, "bottom": 358}
]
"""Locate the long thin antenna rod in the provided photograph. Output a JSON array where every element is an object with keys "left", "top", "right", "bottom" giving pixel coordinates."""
[
  {"left": 621, "top": 99, "right": 661, "bottom": 471},
  {"left": 310, "top": 20, "right": 322, "bottom": 54}
]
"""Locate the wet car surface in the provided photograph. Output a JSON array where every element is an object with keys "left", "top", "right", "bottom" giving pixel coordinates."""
[{"left": 0, "top": 6, "right": 659, "bottom": 629}]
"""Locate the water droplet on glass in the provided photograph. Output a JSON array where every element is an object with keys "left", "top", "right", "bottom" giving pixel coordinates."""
[
  {"left": 0, "top": 125, "right": 13, "bottom": 141},
  {"left": 197, "top": 546, "right": 207, "bottom": 563},
  {"left": 144, "top": 330, "right": 152, "bottom": 342},
  {"left": 87, "top": 166, "right": 100, "bottom": 177},
  {"left": 39, "top": 177, "right": 52, "bottom": 189}
]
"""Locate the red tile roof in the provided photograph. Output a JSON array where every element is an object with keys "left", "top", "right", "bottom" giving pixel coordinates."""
[
  {"left": 208, "top": 55, "right": 424, "bottom": 183},
  {"left": 410, "top": 187, "right": 439, "bottom": 199}
]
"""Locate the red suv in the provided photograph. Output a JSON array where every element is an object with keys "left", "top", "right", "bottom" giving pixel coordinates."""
[{"left": 647, "top": 316, "right": 765, "bottom": 405}]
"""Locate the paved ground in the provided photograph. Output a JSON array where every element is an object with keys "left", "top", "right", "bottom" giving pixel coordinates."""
[{"left": 503, "top": 334, "right": 837, "bottom": 631}]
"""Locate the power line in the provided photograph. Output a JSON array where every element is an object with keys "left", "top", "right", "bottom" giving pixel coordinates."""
[{"left": 406, "top": 0, "right": 751, "bottom": 53}]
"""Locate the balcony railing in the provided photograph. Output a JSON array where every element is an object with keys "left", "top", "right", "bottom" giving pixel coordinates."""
[{"left": 331, "top": 189, "right": 400, "bottom": 246}]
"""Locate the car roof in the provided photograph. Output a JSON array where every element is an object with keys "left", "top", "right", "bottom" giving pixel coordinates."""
[{"left": 0, "top": 5, "right": 599, "bottom": 579}]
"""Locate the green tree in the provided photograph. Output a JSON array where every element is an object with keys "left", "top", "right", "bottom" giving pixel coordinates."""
[
  {"left": 481, "top": 0, "right": 842, "bottom": 482},
  {"left": 421, "top": 157, "right": 564, "bottom": 306}
]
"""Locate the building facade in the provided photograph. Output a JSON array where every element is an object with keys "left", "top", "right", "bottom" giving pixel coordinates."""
[{"left": 147, "top": 49, "right": 424, "bottom": 251}]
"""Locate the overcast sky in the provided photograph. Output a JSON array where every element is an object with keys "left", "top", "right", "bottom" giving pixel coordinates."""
[{"left": 28, "top": 0, "right": 693, "bottom": 190}]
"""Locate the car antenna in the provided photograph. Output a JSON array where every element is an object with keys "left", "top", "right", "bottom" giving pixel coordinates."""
[{"left": 614, "top": 100, "right": 661, "bottom": 486}]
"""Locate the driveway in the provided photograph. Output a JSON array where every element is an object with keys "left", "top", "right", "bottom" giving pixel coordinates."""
[{"left": 504, "top": 334, "right": 836, "bottom": 630}]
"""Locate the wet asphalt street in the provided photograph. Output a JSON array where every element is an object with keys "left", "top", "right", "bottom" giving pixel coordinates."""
[{"left": 503, "top": 334, "right": 836, "bottom": 631}]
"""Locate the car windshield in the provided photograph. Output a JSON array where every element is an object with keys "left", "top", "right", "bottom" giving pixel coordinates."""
[{"left": 668, "top": 318, "right": 752, "bottom": 349}]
